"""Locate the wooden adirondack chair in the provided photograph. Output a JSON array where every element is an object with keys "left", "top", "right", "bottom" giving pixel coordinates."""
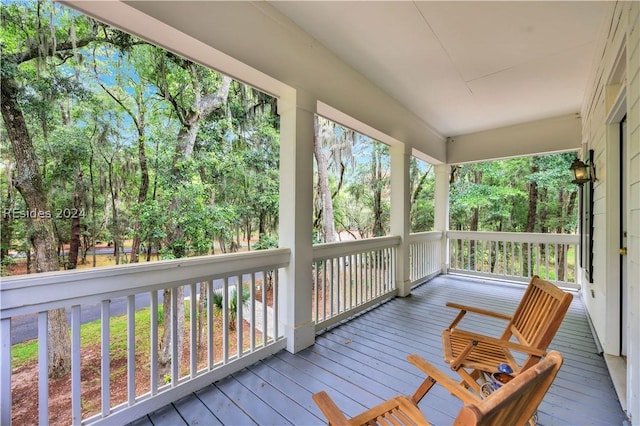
[
  {"left": 312, "top": 350, "right": 564, "bottom": 426},
  {"left": 435, "top": 275, "right": 572, "bottom": 396}
]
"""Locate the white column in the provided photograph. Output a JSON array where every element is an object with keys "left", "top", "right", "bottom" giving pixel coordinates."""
[
  {"left": 390, "top": 144, "right": 411, "bottom": 296},
  {"left": 278, "top": 90, "right": 316, "bottom": 353},
  {"left": 434, "top": 164, "right": 450, "bottom": 273}
]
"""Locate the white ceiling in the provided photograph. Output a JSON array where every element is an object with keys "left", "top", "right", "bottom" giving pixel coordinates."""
[{"left": 269, "top": 1, "right": 607, "bottom": 137}]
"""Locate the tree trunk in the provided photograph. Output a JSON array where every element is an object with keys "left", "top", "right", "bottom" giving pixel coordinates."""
[
  {"left": 538, "top": 188, "right": 548, "bottom": 261},
  {"left": 89, "top": 151, "right": 98, "bottom": 268},
  {"left": 566, "top": 190, "right": 578, "bottom": 228},
  {"left": 523, "top": 158, "right": 539, "bottom": 277},
  {"left": 129, "top": 125, "right": 149, "bottom": 263},
  {"left": 106, "top": 159, "right": 121, "bottom": 265},
  {"left": 411, "top": 166, "right": 430, "bottom": 206},
  {"left": 525, "top": 160, "right": 539, "bottom": 234},
  {"left": 470, "top": 207, "right": 479, "bottom": 270},
  {"left": 1, "top": 165, "right": 14, "bottom": 263},
  {"left": 246, "top": 219, "right": 253, "bottom": 251},
  {"left": 1, "top": 75, "right": 71, "bottom": 378},
  {"left": 1, "top": 211, "right": 13, "bottom": 264},
  {"left": 129, "top": 96, "right": 149, "bottom": 263},
  {"left": 159, "top": 287, "right": 184, "bottom": 377},
  {"left": 67, "top": 170, "right": 84, "bottom": 269},
  {"left": 197, "top": 282, "right": 207, "bottom": 353},
  {"left": 258, "top": 212, "right": 266, "bottom": 239},
  {"left": 556, "top": 190, "right": 566, "bottom": 281},
  {"left": 313, "top": 115, "right": 337, "bottom": 243},
  {"left": 372, "top": 147, "right": 385, "bottom": 237},
  {"left": 469, "top": 170, "right": 482, "bottom": 271}
]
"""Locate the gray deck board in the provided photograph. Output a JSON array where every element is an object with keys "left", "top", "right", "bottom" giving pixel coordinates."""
[
  {"left": 195, "top": 378, "right": 257, "bottom": 425},
  {"left": 243, "top": 362, "right": 323, "bottom": 425},
  {"left": 173, "top": 393, "right": 223, "bottom": 425},
  {"left": 132, "top": 274, "right": 628, "bottom": 426},
  {"left": 147, "top": 403, "right": 188, "bottom": 425}
]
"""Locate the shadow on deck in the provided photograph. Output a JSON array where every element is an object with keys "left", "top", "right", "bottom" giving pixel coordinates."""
[{"left": 131, "top": 274, "right": 627, "bottom": 426}]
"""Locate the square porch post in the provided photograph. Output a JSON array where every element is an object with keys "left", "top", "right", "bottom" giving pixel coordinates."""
[
  {"left": 278, "top": 91, "right": 316, "bottom": 353},
  {"left": 390, "top": 144, "right": 411, "bottom": 296},
  {"left": 434, "top": 164, "right": 450, "bottom": 274}
]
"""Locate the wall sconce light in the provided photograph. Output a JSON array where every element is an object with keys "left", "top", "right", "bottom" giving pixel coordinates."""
[{"left": 570, "top": 149, "right": 596, "bottom": 186}]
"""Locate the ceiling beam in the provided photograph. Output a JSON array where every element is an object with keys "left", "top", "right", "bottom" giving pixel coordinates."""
[{"left": 447, "top": 113, "right": 581, "bottom": 164}]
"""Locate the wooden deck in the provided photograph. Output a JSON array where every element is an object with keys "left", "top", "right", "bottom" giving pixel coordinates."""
[{"left": 130, "top": 275, "right": 628, "bottom": 426}]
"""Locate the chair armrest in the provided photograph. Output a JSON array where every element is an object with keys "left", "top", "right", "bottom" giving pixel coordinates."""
[
  {"left": 445, "top": 302, "right": 513, "bottom": 321},
  {"left": 407, "top": 354, "right": 480, "bottom": 405},
  {"left": 445, "top": 302, "right": 512, "bottom": 330},
  {"left": 312, "top": 391, "right": 351, "bottom": 426},
  {"left": 449, "top": 329, "right": 547, "bottom": 357}
]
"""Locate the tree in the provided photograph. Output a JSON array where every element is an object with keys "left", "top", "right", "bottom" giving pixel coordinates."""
[
  {"left": 409, "top": 157, "right": 435, "bottom": 233},
  {"left": 3, "top": 75, "right": 74, "bottom": 377},
  {"left": 448, "top": 153, "right": 578, "bottom": 277},
  {"left": 91, "top": 47, "right": 151, "bottom": 263},
  {"left": 1, "top": 0, "right": 141, "bottom": 377},
  {"left": 370, "top": 141, "right": 389, "bottom": 237},
  {"left": 142, "top": 48, "right": 232, "bottom": 374},
  {"left": 0, "top": 3, "right": 71, "bottom": 377},
  {"left": 1, "top": 0, "right": 83, "bottom": 377},
  {"left": 313, "top": 116, "right": 340, "bottom": 242}
]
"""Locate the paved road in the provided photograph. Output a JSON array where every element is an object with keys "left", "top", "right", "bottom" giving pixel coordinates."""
[
  {"left": 9, "top": 275, "right": 255, "bottom": 344},
  {"left": 8, "top": 247, "right": 142, "bottom": 259}
]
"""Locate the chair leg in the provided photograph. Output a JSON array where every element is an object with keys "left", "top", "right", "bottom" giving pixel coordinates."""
[
  {"left": 411, "top": 377, "right": 436, "bottom": 404},
  {"left": 457, "top": 368, "right": 483, "bottom": 394}
]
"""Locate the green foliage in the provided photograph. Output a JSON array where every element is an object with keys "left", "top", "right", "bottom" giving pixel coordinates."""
[
  {"left": 253, "top": 234, "right": 278, "bottom": 250},
  {"left": 1, "top": 0, "right": 281, "bottom": 268},
  {"left": 410, "top": 157, "right": 435, "bottom": 232},
  {"left": 313, "top": 120, "right": 392, "bottom": 240},
  {"left": 1, "top": 256, "right": 16, "bottom": 276},
  {"left": 449, "top": 153, "right": 578, "bottom": 233},
  {"left": 210, "top": 287, "right": 250, "bottom": 331}
]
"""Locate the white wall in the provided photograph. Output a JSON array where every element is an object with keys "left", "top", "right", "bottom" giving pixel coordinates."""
[
  {"left": 581, "top": 2, "right": 640, "bottom": 422},
  {"left": 627, "top": 2, "right": 640, "bottom": 422}
]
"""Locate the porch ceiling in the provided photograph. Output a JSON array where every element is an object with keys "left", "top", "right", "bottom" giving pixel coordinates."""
[{"left": 270, "top": 1, "right": 607, "bottom": 137}]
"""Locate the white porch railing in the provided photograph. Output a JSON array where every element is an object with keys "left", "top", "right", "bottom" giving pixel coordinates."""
[
  {"left": 1, "top": 230, "right": 580, "bottom": 425},
  {"left": 0, "top": 248, "right": 289, "bottom": 425},
  {"left": 409, "top": 231, "right": 444, "bottom": 285},
  {"left": 312, "top": 236, "right": 400, "bottom": 331},
  {"left": 447, "top": 231, "right": 580, "bottom": 289}
]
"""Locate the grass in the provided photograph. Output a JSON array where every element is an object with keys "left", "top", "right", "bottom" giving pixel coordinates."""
[
  {"left": 11, "top": 343, "right": 37, "bottom": 369},
  {"left": 11, "top": 306, "right": 161, "bottom": 370},
  {"left": 10, "top": 296, "right": 236, "bottom": 370}
]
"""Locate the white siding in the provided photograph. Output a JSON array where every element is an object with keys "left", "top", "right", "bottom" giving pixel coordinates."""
[
  {"left": 581, "top": 1, "right": 623, "bottom": 353},
  {"left": 581, "top": 1, "right": 640, "bottom": 422},
  {"left": 627, "top": 2, "right": 640, "bottom": 422}
]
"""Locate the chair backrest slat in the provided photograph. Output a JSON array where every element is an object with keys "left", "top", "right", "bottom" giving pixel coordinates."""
[{"left": 507, "top": 276, "right": 572, "bottom": 349}]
